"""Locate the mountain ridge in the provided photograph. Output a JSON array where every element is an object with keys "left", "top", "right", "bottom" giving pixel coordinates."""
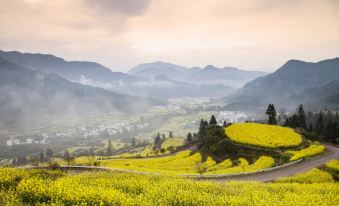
[
  {"left": 224, "top": 57, "right": 339, "bottom": 110},
  {"left": 0, "top": 57, "right": 159, "bottom": 128}
]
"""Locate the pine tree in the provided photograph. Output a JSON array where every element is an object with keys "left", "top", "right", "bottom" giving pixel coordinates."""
[
  {"left": 154, "top": 133, "right": 161, "bottom": 146},
  {"left": 297, "top": 104, "right": 306, "bottom": 129},
  {"left": 209, "top": 115, "right": 217, "bottom": 125},
  {"left": 107, "top": 139, "right": 113, "bottom": 156},
  {"left": 266, "top": 104, "right": 277, "bottom": 125},
  {"left": 186, "top": 132, "right": 192, "bottom": 143},
  {"left": 198, "top": 119, "right": 207, "bottom": 136},
  {"left": 315, "top": 112, "right": 325, "bottom": 134},
  {"left": 291, "top": 114, "right": 298, "bottom": 128},
  {"left": 223, "top": 120, "right": 227, "bottom": 127},
  {"left": 326, "top": 120, "right": 336, "bottom": 143},
  {"left": 169, "top": 131, "right": 173, "bottom": 138},
  {"left": 284, "top": 118, "right": 290, "bottom": 127}
]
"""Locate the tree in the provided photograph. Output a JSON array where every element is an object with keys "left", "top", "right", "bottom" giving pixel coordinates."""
[
  {"left": 162, "top": 133, "right": 166, "bottom": 140},
  {"left": 64, "top": 150, "right": 73, "bottom": 166},
  {"left": 265, "top": 104, "right": 277, "bottom": 125},
  {"left": 153, "top": 133, "right": 161, "bottom": 149},
  {"left": 46, "top": 148, "right": 53, "bottom": 158},
  {"left": 198, "top": 119, "right": 207, "bottom": 136},
  {"left": 209, "top": 115, "right": 217, "bottom": 125},
  {"left": 160, "top": 148, "right": 166, "bottom": 154},
  {"left": 107, "top": 139, "right": 113, "bottom": 156},
  {"left": 297, "top": 104, "right": 306, "bottom": 129},
  {"left": 186, "top": 132, "right": 192, "bottom": 143},
  {"left": 169, "top": 131, "right": 173, "bottom": 138},
  {"left": 315, "top": 112, "right": 325, "bottom": 134},
  {"left": 326, "top": 120, "right": 337, "bottom": 143},
  {"left": 223, "top": 120, "right": 227, "bottom": 127},
  {"left": 39, "top": 151, "right": 44, "bottom": 162}
]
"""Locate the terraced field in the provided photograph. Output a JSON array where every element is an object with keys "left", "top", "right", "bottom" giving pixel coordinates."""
[{"left": 100, "top": 151, "right": 275, "bottom": 175}]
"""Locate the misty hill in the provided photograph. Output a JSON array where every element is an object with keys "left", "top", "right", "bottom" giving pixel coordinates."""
[
  {"left": 0, "top": 50, "right": 137, "bottom": 84},
  {"left": 0, "top": 57, "right": 158, "bottom": 128},
  {"left": 293, "top": 78, "right": 339, "bottom": 110},
  {"left": 122, "top": 74, "right": 234, "bottom": 99},
  {"left": 0, "top": 51, "right": 235, "bottom": 99},
  {"left": 128, "top": 62, "right": 267, "bottom": 88},
  {"left": 225, "top": 57, "right": 339, "bottom": 110}
]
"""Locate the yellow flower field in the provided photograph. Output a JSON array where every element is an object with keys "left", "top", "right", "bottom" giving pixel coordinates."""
[
  {"left": 286, "top": 144, "right": 325, "bottom": 161},
  {"left": 101, "top": 151, "right": 274, "bottom": 175},
  {"left": 0, "top": 168, "right": 338, "bottom": 206},
  {"left": 325, "top": 159, "right": 339, "bottom": 172},
  {"left": 225, "top": 123, "right": 302, "bottom": 148},
  {"left": 276, "top": 168, "right": 334, "bottom": 183}
]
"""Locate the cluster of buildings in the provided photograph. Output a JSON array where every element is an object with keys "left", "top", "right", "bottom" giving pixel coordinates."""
[
  {"left": 217, "top": 111, "right": 253, "bottom": 123},
  {"left": 6, "top": 135, "right": 47, "bottom": 146}
]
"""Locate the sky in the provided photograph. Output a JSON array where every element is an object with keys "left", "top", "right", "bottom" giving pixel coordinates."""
[{"left": 0, "top": 0, "right": 338, "bottom": 72}]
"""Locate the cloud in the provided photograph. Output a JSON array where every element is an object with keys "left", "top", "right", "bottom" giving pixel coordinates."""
[
  {"left": 0, "top": 0, "right": 338, "bottom": 72},
  {"left": 86, "top": 0, "right": 151, "bottom": 16}
]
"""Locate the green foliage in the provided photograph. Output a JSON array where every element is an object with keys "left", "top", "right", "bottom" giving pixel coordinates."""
[
  {"left": 265, "top": 104, "right": 277, "bottom": 125},
  {"left": 186, "top": 132, "right": 193, "bottom": 143},
  {"left": 209, "top": 115, "right": 217, "bottom": 125}
]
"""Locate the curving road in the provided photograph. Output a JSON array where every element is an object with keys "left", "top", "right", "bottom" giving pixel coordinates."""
[{"left": 219, "top": 144, "right": 339, "bottom": 182}]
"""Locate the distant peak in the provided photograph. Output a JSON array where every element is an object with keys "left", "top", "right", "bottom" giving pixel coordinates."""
[
  {"left": 222, "top": 67, "right": 239, "bottom": 71},
  {"left": 203, "top": 65, "right": 218, "bottom": 70}
]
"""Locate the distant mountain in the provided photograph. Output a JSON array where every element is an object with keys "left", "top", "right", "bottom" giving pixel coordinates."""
[
  {"left": 224, "top": 57, "right": 339, "bottom": 110},
  {"left": 128, "top": 61, "right": 190, "bottom": 78},
  {"left": 121, "top": 75, "right": 235, "bottom": 99},
  {"left": 128, "top": 62, "right": 267, "bottom": 88},
  {"left": 0, "top": 50, "right": 137, "bottom": 84},
  {"left": 293, "top": 78, "right": 339, "bottom": 110},
  {"left": 187, "top": 65, "right": 267, "bottom": 87},
  {"left": 0, "top": 57, "right": 158, "bottom": 128},
  {"left": 0, "top": 51, "right": 236, "bottom": 99}
]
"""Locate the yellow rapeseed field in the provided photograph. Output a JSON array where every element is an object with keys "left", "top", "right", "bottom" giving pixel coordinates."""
[
  {"left": 225, "top": 123, "right": 302, "bottom": 148},
  {"left": 325, "top": 159, "right": 339, "bottom": 172},
  {"left": 101, "top": 151, "right": 274, "bottom": 175},
  {"left": 0, "top": 168, "right": 338, "bottom": 206},
  {"left": 286, "top": 144, "right": 325, "bottom": 161},
  {"left": 276, "top": 168, "right": 334, "bottom": 183}
]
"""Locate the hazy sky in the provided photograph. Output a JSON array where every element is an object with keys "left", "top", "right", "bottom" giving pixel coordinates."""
[{"left": 0, "top": 0, "right": 338, "bottom": 72}]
